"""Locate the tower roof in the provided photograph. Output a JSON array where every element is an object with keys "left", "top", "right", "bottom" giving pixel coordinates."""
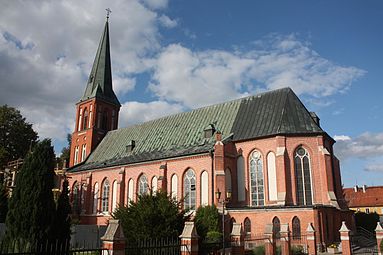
[{"left": 79, "top": 20, "right": 120, "bottom": 106}]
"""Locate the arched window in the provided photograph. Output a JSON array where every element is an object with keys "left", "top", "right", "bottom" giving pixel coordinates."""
[
  {"left": 200, "top": 171, "right": 208, "bottom": 206},
  {"left": 83, "top": 108, "right": 88, "bottom": 130},
  {"left": 78, "top": 108, "right": 83, "bottom": 132},
  {"left": 292, "top": 217, "right": 301, "bottom": 240},
  {"left": 184, "top": 169, "right": 196, "bottom": 210},
  {"left": 138, "top": 175, "right": 148, "bottom": 196},
  {"left": 73, "top": 182, "right": 80, "bottom": 215},
  {"left": 244, "top": 217, "right": 251, "bottom": 237},
  {"left": 225, "top": 168, "right": 232, "bottom": 193},
  {"left": 93, "top": 182, "right": 99, "bottom": 214},
  {"left": 112, "top": 180, "right": 118, "bottom": 212},
  {"left": 267, "top": 152, "right": 278, "bottom": 201},
  {"left": 101, "top": 179, "right": 110, "bottom": 213},
  {"left": 152, "top": 176, "right": 158, "bottom": 194},
  {"left": 295, "top": 147, "right": 313, "bottom": 205},
  {"left": 237, "top": 156, "right": 245, "bottom": 201},
  {"left": 127, "top": 179, "right": 134, "bottom": 206},
  {"left": 171, "top": 174, "right": 178, "bottom": 200},
  {"left": 102, "top": 110, "right": 108, "bottom": 130},
  {"left": 272, "top": 217, "right": 281, "bottom": 239},
  {"left": 249, "top": 150, "right": 264, "bottom": 206},
  {"left": 230, "top": 218, "right": 236, "bottom": 234}
]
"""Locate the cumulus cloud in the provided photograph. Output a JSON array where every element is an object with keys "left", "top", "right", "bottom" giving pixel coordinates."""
[
  {"left": 334, "top": 132, "right": 383, "bottom": 160},
  {"left": 119, "top": 101, "right": 184, "bottom": 127},
  {"left": 365, "top": 164, "right": 383, "bottom": 172},
  {"left": 0, "top": 0, "right": 172, "bottom": 143},
  {"left": 149, "top": 35, "right": 366, "bottom": 109},
  {"left": 158, "top": 15, "right": 178, "bottom": 28}
]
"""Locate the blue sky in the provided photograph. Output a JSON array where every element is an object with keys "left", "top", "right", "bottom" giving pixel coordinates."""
[{"left": 0, "top": 0, "right": 382, "bottom": 187}]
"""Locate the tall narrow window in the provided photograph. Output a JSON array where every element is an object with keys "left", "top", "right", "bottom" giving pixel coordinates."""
[
  {"left": 83, "top": 108, "right": 88, "bottom": 130},
  {"left": 225, "top": 168, "right": 232, "bottom": 193},
  {"left": 111, "top": 110, "right": 115, "bottom": 130},
  {"left": 292, "top": 217, "right": 301, "bottom": 240},
  {"left": 93, "top": 182, "right": 99, "bottom": 214},
  {"left": 73, "top": 182, "right": 80, "bottom": 215},
  {"left": 249, "top": 150, "right": 264, "bottom": 206},
  {"left": 295, "top": 147, "right": 313, "bottom": 205},
  {"left": 237, "top": 156, "right": 245, "bottom": 202},
  {"left": 171, "top": 174, "right": 178, "bottom": 200},
  {"left": 244, "top": 217, "right": 251, "bottom": 238},
  {"left": 267, "top": 152, "right": 278, "bottom": 201},
  {"left": 81, "top": 144, "right": 86, "bottom": 162},
  {"left": 184, "top": 169, "right": 196, "bottom": 210},
  {"left": 138, "top": 175, "right": 148, "bottom": 195},
  {"left": 152, "top": 176, "right": 158, "bottom": 194},
  {"left": 102, "top": 179, "right": 110, "bottom": 213},
  {"left": 112, "top": 181, "right": 118, "bottom": 212},
  {"left": 272, "top": 217, "right": 281, "bottom": 239},
  {"left": 97, "top": 107, "right": 102, "bottom": 128},
  {"left": 78, "top": 108, "right": 83, "bottom": 131},
  {"left": 200, "top": 171, "right": 208, "bottom": 206},
  {"left": 102, "top": 110, "right": 108, "bottom": 130},
  {"left": 127, "top": 179, "right": 134, "bottom": 206},
  {"left": 74, "top": 146, "right": 79, "bottom": 164},
  {"left": 89, "top": 105, "right": 93, "bottom": 129}
]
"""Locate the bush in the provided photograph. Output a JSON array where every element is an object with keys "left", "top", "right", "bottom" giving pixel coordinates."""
[
  {"left": 380, "top": 239, "right": 383, "bottom": 253},
  {"left": 194, "top": 205, "right": 219, "bottom": 240},
  {"left": 252, "top": 245, "right": 265, "bottom": 255},
  {"left": 205, "top": 231, "right": 222, "bottom": 243},
  {"left": 291, "top": 245, "right": 307, "bottom": 255}
]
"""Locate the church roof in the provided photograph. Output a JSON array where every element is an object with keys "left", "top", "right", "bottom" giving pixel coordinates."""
[
  {"left": 69, "top": 87, "right": 325, "bottom": 172},
  {"left": 79, "top": 20, "right": 120, "bottom": 106}
]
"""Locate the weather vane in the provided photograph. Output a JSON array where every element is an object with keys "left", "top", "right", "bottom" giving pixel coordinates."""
[{"left": 106, "top": 8, "right": 112, "bottom": 19}]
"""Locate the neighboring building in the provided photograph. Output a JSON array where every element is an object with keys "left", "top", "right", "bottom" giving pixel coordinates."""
[
  {"left": 66, "top": 19, "right": 353, "bottom": 247},
  {"left": 343, "top": 185, "right": 383, "bottom": 222}
]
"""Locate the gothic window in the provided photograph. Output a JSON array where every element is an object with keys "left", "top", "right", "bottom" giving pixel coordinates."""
[
  {"left": 225, "top": 168, "right": 232, "bottom": 194},
  {"left": 237, "top": 156, "right": 245, "bottom": 201},
  {"left": 171, "top": 174, "right": 178, "bottom": 200},
  {"left": 93, "top": 182, "right": 99, "bottom": 214},
  {"left": 112, "top": 180, "right": 118, "bottom": 212},
  {"left": 200, "top": 171, "right": 208, "bottom": 206},
  {"left": 267, "top": 152, "right": 278, "bottom": 201},
  {"left": 152, "top": 176, "right": 158, "bottom": 194},
  {"left": 244, "top": 217, "right": 251, "bottom": 237},
  {"left": 72, "top": 182, "right": 80, "bottom": 215},
  {"left": 127, "top": 179, "right": 134, "bottom": 206},
  {"left": 249, "top": 150, "right": 264, "bottom": 206},
  {"left": 81, "top": 144, "right": 86, "bottom": 162},
  {"left": 111, "top": 110, "right": 116, "bottom": 130},
  {"left": 102, "top": 110, "right": 108, "bottom": 130},
  {"left": 138, "top": 175, "right": 148, "bottom": 196},
  {"left": 83, "top": 108, "right": 88, "bottom": 130},
  {"left": 230, "top": 218, "right": 236, "bottom": 234},
  {"left": 272, "top": 217, "right": 281, "bottom": 239},
  {"left": 295, "top": 147, "right": 313, "bottom": 205},
  {"left": 97, "top": 108, "right": 102, "bottom": 128},
  {"left": 292, "top": 217, "right": 301, "bottom": 240},
  {"left": 184, "top": 169, "right": 196, "bottom": 210},
  {"left": 78, "top": 108, "right": 83, "bottom": 132},
  {"left": 74, "top": 146, "right": 79, "bottom": 164},
  {"left": 101, "top": 179, "right": 110, "bottom": 213}
]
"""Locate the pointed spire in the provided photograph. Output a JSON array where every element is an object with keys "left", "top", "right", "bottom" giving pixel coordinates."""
[{"left": 80, "top": 18, "right": 120, "bottom": 106}]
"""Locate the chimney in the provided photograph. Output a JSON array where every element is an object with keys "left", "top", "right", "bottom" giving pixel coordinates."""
[
  {"left": 362, "top": 185, "right": 367, "bottom": 193},
  {"left": 354, "top": 185, "right": 358, "bottom": 192}
]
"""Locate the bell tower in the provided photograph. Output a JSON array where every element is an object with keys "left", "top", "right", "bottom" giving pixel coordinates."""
[{"left": 69, "top": 17, "right": 120, "bottom": 167}]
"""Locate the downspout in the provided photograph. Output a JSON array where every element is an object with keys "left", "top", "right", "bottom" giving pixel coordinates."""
[{"left": 210, "top": 149, "right": 214, "bottom": 205}]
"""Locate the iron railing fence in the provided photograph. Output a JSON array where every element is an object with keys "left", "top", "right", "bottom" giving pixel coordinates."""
[{"left": 125, "top": 237, "right": 189, "bottom": 255}]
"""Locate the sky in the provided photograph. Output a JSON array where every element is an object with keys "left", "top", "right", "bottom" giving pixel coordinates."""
[{"left": 0, "top": 0, "right": 382, "bottom": 187}]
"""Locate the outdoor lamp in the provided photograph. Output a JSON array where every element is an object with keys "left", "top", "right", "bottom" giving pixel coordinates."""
[
  {"left": 226, "top": 190, "right": 232, "bottom": 200},
  {"left": 215, "top": 190, "right": 222, "bottom": 200}
]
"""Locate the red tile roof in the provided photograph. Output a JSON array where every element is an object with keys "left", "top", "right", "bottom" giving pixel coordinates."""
[{"left": 343, "top": 186, "right": 383, "bottom": 207}]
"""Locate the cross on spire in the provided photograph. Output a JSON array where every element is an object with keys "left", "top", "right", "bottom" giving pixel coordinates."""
[{"left": 106, "top": 8, "right": 112, "bottom": 19}]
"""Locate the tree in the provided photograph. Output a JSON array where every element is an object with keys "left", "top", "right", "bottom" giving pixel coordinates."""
[
  {"left": 53, "top": 178, "right": 72, "bottom": 245},
  {"left": 0, "top": 183, "right": 8, "bottom": 223},
  {"left": 354, "top": 211, "right": 380, "bottom": 232},
  {"left": 194, "top": 205, "right": 220, "bottom": 240},
  {"left": 113, "top": 190, "right": 188, "bottom": 244},
  {"left": 5, "top": 139, "right": 56, "bottom": 245},
  {"left": 0, "top": 105, "right": 38, "bottom": 167},
  {"left": 56, "top": 134, "right": 71, "bottom": 169}
]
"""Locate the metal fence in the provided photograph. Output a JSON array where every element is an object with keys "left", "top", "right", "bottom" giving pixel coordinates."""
[
  {"left": 125, "top": 237, "right": 189, "bottom": 255},
  {"left": 0, "top": 239, "right": 108, "bottom": 255}
]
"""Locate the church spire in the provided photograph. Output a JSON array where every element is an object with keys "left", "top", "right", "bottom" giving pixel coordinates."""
[{"left": 80, "top": 17, "right": 120, "bottom": 106}]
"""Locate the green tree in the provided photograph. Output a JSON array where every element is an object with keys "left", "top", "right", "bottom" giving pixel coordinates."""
[
  {"left": 354, "top": 211, "right": 380, "bottom": 232},
  {"left": 0, "top": 183, "right": 8, "bottom": 223},
  {"left": 0, "top": 105, "right": 38, "bottom": 167},
  {"left": 5, "top": 139, "right": 56, "bottom": 245},
  {"left": 113, "top": 190, "right": 188, "bottom": 244},
  {"left": 194, "top": 204, "right": 220, "bottom": 240},
  {"left": 53, "top": 178, "right": 72, "bottom": 244}
]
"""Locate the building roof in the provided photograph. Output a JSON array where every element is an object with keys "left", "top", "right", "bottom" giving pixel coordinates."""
[
  {"left": 79, "top": 20, "right": 120, "bottom": 106},
  {"left": 69, "top": 87, "right": 324, "bottom": 172},
  {"left": 343, "top": 186, "right": 383, "bottom": 207}
]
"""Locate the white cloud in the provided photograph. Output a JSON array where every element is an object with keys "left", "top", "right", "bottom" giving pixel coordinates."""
[
  {"left": 141, "top": 0, "right": 169, "bottom": 10},
  {"left": 158, "top": 15, "right": 177, "bottom": 28},
  {"left": 365, "top": 163, "right": 383, "bottom": 172},
  {"left": 119, "top": 101, "right": 184, "bottom": 127},
  {"left": 148, "top": 35, "right": 365, "bottom": 109},
  {"left": 334, "top": 132, "right": 383, "bottom": 160}
]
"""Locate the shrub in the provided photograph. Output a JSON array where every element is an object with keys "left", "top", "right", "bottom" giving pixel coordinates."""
[
  {"left": 291, "top": 245, "right": 307, "bottom": 255},
  {"left": 252, "top": 245, "right": 265, "bottom": 255}
]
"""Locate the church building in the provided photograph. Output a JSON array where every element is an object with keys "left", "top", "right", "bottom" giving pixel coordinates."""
[{"left": 66, "top": 19, "right": 353, "bottom": 247}]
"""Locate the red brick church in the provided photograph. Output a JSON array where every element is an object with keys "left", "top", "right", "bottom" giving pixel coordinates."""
[{"left": 66, "top": 19, "right": 353, "bottom": 247}]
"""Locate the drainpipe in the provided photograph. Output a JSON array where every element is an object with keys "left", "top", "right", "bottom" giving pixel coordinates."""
[{"left": 210, "top": 149, "right": 215, "bottom": 205}]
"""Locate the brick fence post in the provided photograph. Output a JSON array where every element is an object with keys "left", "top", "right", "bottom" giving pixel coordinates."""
[
  {"left": 280, "top": 223, "right": 291, "bottom": 255},
  {"left": 179, "top": 222, "right": 199, "bottom": 255},
  {"left": 339, "top": 221, "right": 352, "bottom": 255},
  {"left": 376, "top": 222, "right": 383, "bottom": 255},
  {"left": 306, "top": 223, "right": 317, "bottom": 255},
  {"left": 230, "top": 223, "right": 244, "bottom": 255},
  {"left": 101, "top": 219, "right": 126, "bottom": 255},
  {"left": 264, "top": 224, "right": 274, "bottom": 255}
]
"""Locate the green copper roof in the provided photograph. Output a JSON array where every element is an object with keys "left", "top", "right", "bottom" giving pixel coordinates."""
[
  {"left": 79, "top": 20, "right": 120, "bottom": 106},
  {"left": 69, "top": 88, "right": 325, "bottom": 172}
]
